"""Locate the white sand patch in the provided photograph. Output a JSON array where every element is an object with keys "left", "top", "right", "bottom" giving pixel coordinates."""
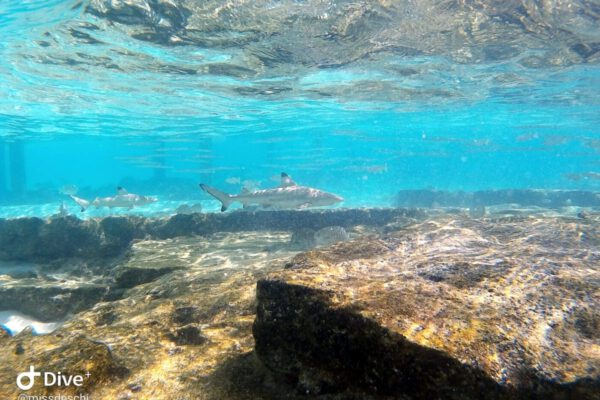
[{"left": 0, "top": 310, "right": 62, "bottom": 335}]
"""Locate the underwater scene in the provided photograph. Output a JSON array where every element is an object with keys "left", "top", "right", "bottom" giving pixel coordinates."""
[{"left": 0, "top": 0, "right": 599, "bottom": 399}]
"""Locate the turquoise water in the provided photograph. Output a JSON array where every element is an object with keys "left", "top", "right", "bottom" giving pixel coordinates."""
[
  {"left": 0, "top": 3, "right": 599, "bottom": 398},
  {"left": 0, "top": 0, "right": 599, "bottom": 217}
]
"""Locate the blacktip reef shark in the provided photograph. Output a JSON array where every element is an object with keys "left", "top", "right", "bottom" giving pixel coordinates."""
[
  {"left": 68, "top": 187, "right": 158, "bottom": 212},
  {"left": 200, "top": 173, "right": 343, "bottom": 212}
]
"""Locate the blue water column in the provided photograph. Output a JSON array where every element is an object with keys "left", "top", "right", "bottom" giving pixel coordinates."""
[
  {"left": 153, "top": 141, "right": 166, "bottom": 180},
  {"left": 8, "top": 140, "right": 27, "bottom": 198},
  {"left": 0, "top": 140, "right": 6, "bottom": 201}
]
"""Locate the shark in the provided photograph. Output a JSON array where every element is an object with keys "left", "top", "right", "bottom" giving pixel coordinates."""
[
  {"left": 68, "top": 187, "right": 158, "bottom": 212},
  {"left": 200, "top": 173, "right": 343, "bottom": 212}
]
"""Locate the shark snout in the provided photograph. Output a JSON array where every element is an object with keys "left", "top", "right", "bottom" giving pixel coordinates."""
[{"left": 327, "top": 193, "right": 344, "bottom": 204}]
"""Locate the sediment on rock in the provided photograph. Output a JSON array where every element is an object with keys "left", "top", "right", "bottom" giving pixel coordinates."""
[
  {"left": 253, "top": 278, "right": 599, "bottom": 399},
  {"left": 254, "top": 280, "right": 508, "bottom": 399},
  {"left": 3, "top": 335, "right": 129, "bottom": 396},
  {"left": 253, "top": 219, "right": 600, "bottom": 399},
  {"left": 0, "top": 284, "right": 108, "bottom": 322},
  {"left": 113, "top": 265, "right": 181, "bottom": 289}
]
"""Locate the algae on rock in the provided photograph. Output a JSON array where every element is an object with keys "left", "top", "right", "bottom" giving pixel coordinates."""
[{"left": 254, "top": 215, "right": 600, "bottom": 399}]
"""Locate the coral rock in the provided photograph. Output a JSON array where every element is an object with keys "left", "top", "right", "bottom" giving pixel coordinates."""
[{"left": 254, "top": 217, "right": 600, "bottom": 399}]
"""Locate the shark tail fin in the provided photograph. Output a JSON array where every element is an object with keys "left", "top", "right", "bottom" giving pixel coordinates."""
[
  {"left": 69, "top": 195, "right": 90, "bottom": 212},
  {"left": 199, "top": 184, "right": 233, "bottom": 212}
]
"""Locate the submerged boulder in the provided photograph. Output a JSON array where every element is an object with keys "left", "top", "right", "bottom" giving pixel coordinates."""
[
  {"left": 0, "top": 218, "right": 44, "bottom": 260},
  {"left": 99, "top": 216, "right": 146, "bottom": 256},
  {"left": 0, "top": 216, "right": 144, "bottom": 262},
  {"left": 37, "top": 216, "right": 100, "bottom": 259},
  {"left": 254, "top": 216, "right": 600, "bottom": 399}
]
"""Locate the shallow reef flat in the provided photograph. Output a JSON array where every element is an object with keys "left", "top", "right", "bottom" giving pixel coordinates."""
[
  {"left": 256, "top": 214, "right": 600, "bottom": 399},
  {"left": 0, "top": 231, "right": 300, "bottom": 399},
  {"left": 0, "top": 209, "right": 598, "bottom": 399}
]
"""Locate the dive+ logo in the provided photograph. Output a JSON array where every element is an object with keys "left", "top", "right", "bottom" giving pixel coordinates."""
[{"left": 16, "top": 366, "right": 90, "bottom": 390}]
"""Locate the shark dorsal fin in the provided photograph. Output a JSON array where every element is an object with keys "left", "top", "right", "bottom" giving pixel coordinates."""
[
  {"left": 280, "top": 172, "right": 297, "bottom": 187},
  {"left": 240, "top": 187, "right": 250, "bottom": 195},
  {"left": 117, "top": 186, "right": 128, "bottom": 195}
]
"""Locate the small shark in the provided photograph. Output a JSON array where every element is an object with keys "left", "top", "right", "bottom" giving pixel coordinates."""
[
  {"left": 68, "top": 187, "right": 157, "bottom": 212},
  {"left": 200, "top": 173, "right": 343, "bottom": 212}
]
